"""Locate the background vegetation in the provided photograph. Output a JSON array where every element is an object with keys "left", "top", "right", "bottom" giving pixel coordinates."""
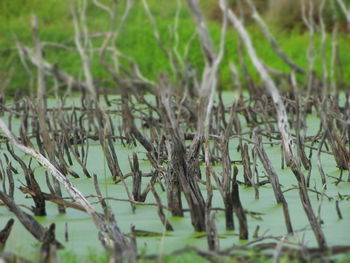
[{"left": 1, "top": 0, "right": 350, "bottom": 96}]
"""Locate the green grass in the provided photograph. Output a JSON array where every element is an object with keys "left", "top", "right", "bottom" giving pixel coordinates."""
[{"left": 0, "top": 0, "right": 350, "bottom": 96}]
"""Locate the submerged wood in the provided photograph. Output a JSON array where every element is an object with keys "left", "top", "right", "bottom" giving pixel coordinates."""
[
  {"left": 40, "top": 223, "right": 58, "bottom": 263},
  {"left": 0, "top": 191, "right": 62, "bottom": 248},
  {"left": 0, "top": 119, "right": 136, "bottom": 263},
  {"left": 206, "top": 213, "right": 219, "bottom": 252},
  {"left": 290, "top": 163, "right": 328, "bottom": 250},
  {"left": 219, "top": 0, "right": 296, "bottom": 166},
  {"left": 219, "top": 0, "right": 327, "bottom": 249},
  {"left": 150, "top": 184, "right": 174, "bottom": 231},
  {"left": 232, "top": 166, "right": 248, "bottom": 240},
  {"left": 241, "top": 143, "right": 253, "bottom": 186},
  {"left": 254, "top": 134, "right": 293, "bottom": 234},
  {"left": 0, "top": 218, "right": 14, "bottom": 251},
  {"left": 7, "top": 143, "right": 46, "bottom": 216},
  {"left": 157, "top": 77, "right": 206, "bottom": 231},
  {"left": 19, "top": 186, "right": 86, "bottom": 212},
  {"left": 320, "top": 105, "right": 350, "bottom": 171},
  {"left": 0, "top": 252, "right": 31, "bottom": 263},
  {"left": 131, "top": 153, "right": 142, "bottom": 201}
]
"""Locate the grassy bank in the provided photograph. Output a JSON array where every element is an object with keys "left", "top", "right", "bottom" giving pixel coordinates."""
[{"left": 1, "top": 0, "right": 350, "bottom": 95}]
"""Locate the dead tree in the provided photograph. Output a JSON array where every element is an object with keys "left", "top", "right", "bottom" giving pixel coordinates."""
[
  {"left": 336, "top": 0, "right": 350, "bottom": 30},
  {"left": 254, "top": 133, "right": 293, "bottom": 234},
  {"left": 0, "top": 192, "right": 63, "bottom": 248},
  {"left": 219, "top": 0, "right": 327, "bottom": 250},
  {"left": 40, "top": 224, "right": 58, "bottom": 263},
  {"left": 157, "top": 77, "right": 206, "bottom": 231},
  {"left": 245, "top": 0, "right": 305, "bottom": 74},
  {"left": 7, "top": 143, "right": 46, "bottom": 216},
  {"left": 0, "top": 119, "right": 136, "bottom": 263},
  {"left": 32, "top": 15, "right": 66, "bottom": 214},
  {"left": 232, "top": 166, "right": 248, "bottom": 240}
]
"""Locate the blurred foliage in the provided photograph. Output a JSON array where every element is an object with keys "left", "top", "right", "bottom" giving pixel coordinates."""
[
  {"left": 0, "top": 0, "right": 350, "bottom": 96},
  {"left": 266, "top": 0, "right": 350, "bottom": 30}
]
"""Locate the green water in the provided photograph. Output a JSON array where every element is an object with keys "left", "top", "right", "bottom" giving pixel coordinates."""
[{"left": 1, "top": 94, "right": 350, "bottom": 259}]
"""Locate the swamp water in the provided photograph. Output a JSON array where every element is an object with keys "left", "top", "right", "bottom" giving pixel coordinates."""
[{"left": 0, "top": 94, "right": 349, "bottom": 260}]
